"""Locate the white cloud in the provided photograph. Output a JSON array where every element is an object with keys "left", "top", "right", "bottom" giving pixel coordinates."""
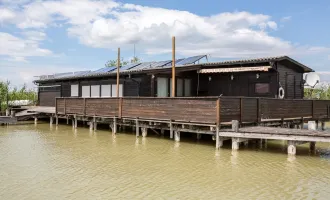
[
  {"left": 0, "top": 32, "right": 52, "bottom": 60},
  {"left": 281, "top": 16, "right": 292, "bottom": 22},
  {"left": 0, "top": 8, "right": 16, "bottom": 23}
]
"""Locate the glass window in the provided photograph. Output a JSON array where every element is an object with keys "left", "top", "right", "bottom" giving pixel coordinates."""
[
  {"left": 157, "top": 77, "right": 168, "bottom": 97},
  {"left": 111, "top": 84, "right": 123, "bottom": 97},
  {"left": 71, "top": 84, "right": 78, "bottom": 97},
  {"left": 101, "top": 85, "right": 111, "bottom": 97},
  {"left": 82, "top": 86, "right": 90, "bottom": 97},
  {"left": 184, "top": 79, "right": 192, "bottom": 96},
  {"left": 255, "top": 83, "right": 270, "bottom": 94},
  {"left": 91, "top": 85, "right": 100, "bottom": 97},
  {"left": 177, "top": 79, "right": 183, "bottom": 97}
]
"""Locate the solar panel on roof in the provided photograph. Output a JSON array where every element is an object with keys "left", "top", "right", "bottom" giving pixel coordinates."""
[
  {"left": 149, "top": 60, "right": 172, "bottom": 68},
  {"left": 164, "top": 58, "right": 185, "bottom": 66},
  {"left": 176, "top": 55, "right": 206, "bottom": 66},
  {"left": 93, "top": 67, "right": 116, "bottom": 73},
  {"left": 74, "top": 71, "right": 91, "bottom": 76},
  {"left": 130, "top": 62, "right": 156, "bottom": 70},
  {"left": 120, "top": 63, "right": 141, "bottom": 71},
  {"left": 54, "top": 72, "right": 74, "bottom": 78}
]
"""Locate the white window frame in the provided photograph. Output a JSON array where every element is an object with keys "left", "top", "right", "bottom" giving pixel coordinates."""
[
  {"left": 101, "top": 85, "right": 111, "bottom": 97},
  {"left": 91, "top": 85, "right": 100, "bottom": 97},
  {"left": 82, "top": 85, "right": 91, "bottom": 97},
  {"left": 71, "top": 84, "right": 79, "bottom": 97},
  {"left": 157, "top": 77, "right": 168, "bottom": 97},
  {"left": 111, "top": 84, "right": 123, "bottom": 97}
]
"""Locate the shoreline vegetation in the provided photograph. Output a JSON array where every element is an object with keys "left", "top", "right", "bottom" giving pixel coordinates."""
[{"left": 0, "top": 81, "right": 37, "bottom": 111}]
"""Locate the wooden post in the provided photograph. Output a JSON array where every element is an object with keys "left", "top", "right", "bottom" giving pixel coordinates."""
[
  {"left": 93, "top": 116, "right": 97, "bottom": 131},
  {"left": 55, "top": 115, "right": 58, "bottom": 126},
  {"left": 170, "top": 120, "right": 173, "bottom": 139},
  {"left": 321, "top": 121, "right": 325, "bottom": 131},
  {"left": 135, "top": 118, "right": 139, "bottom": 137},
  {"left": 74, "top": 115, "right": 77, "bottom": 129},
  {"left": 50, "top": 116, "right": 53, "bottom": 125},
  {"left": 89, "top": 121, "right": 94, "bottom": 131},
  {"left": 300, "top": 117, "right": 304, "bottom": 129},
  {"left": 308, "top": 121, "right": 316, "bottom": 152},
  {"left": 71, "top": 118, "right": 75, "bottom": 128},
  {"left": 113, "top": 117, "right": 117, "bottom": 134},
  {"left": 34, "top": 117, "right": 38, "bottom": 125},
  {"left": 215, "top": 98, "right": 221, "bottom": 149},
  {"left": 171, "top": 36, "right": 176, "bottom": 97},
  {"left": 142, "top": 127, "right": 148, "bottom": 137},
  {"left": 174, "top": 130, "right": 180, "bottom": 142},
  {"left": 197, "top": 133, "right": 201, "bottom": 140},
  {"left": 116, "top": 47, "right": 120, "bottom": 98},
  {"left": 232, "top": 120, "right": 239, "bottom": 132},
  {"left": 232, "top": 138, "right": 239, "bottom": 150},
  {"left": 66, "top": 116, "right": 69, "bottom": 125},
  {"left": 215, "top": 125, "right": 220, "bottom": 149},
  {"left": 288, "top": 140, "right": 296, "bottom": 155}
]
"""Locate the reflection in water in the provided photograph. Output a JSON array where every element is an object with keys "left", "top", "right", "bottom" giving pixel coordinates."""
[{"left": 0, "top": 124, "right": 330, "bottom": 199}]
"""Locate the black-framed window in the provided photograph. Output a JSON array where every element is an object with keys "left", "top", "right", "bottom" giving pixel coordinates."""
[{"left": 255, "top": 83, "right": 270, "bottom": 94}]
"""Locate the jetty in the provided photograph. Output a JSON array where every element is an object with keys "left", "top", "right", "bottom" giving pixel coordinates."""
[{"left": 9, "top": 96, "right": 326, "bottom": 156}]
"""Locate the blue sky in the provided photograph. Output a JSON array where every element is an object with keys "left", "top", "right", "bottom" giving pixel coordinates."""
[{"left": 0, "top": 0, "right": 330, "bottom": 87}]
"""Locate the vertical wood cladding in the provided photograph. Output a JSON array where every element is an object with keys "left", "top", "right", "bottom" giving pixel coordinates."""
[
  {"left": 201, "top": 71, "right": 277, "bottom": 98},
  {"left": 277, "top": 62, "right": 303, "bottom": 99},
  {"left": 56, "top": 97, "right": 330, "bottom": 124},
  {"left": 39, "top": 91, "right": 60, "bottom": 106}
]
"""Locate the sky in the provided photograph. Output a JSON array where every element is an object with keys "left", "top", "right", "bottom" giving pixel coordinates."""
[{"left": 0, "top": 0, "right": 330, "bottom": 88}]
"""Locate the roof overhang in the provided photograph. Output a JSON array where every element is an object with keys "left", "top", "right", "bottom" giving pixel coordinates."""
[{"left": 199, "top": 66, "right": 271, "bottom": 74}]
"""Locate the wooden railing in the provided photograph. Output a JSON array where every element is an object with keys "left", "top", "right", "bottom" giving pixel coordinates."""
[{"left": 56, "top": 97, "right": 330, "bottom": 124}]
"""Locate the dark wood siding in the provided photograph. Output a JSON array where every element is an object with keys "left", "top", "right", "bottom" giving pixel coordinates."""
[
  {"left": 201, "top": 71, "right": 277, "bottom": 98},
  {"left": 277, "top": 62, "right": 304, "bottom": 99},
  {"left": 39, "top": 91, "right": 60, "bottom": 106}
]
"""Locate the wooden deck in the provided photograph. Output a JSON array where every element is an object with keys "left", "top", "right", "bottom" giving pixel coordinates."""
[
  {"left": 5, "top": 96, "right": 328, "bottom": 155},
  {"left": 55, "top": 97, "right": 330, "bottom": 125}
]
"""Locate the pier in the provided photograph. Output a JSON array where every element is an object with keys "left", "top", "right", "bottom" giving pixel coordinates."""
[
  {"left": 45, "top": 96, "right": 330, "bottom": 155},
  {"left": 10, "top": 96, "right": 330, "bottom": 155}
]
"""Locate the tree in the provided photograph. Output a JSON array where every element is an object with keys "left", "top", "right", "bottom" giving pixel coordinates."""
[
  {"left": 105, "top": 57, "right": 129, "bottom": 67},
  {"left": 105, "top": 56, "right": 141, "bottom": 67}
]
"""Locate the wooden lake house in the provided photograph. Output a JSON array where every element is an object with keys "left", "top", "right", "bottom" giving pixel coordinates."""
[
  {"left": 34, "top": 55, "right": 313, "bottom": 107},
  {"left": 29, "top": 54, "right": 330, "bottom": 155}
]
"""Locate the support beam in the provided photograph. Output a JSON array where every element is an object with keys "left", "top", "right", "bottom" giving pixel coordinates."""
[
  {"left": 50, "top": 116, "right": 53, "bottom": 125},
  {"left": 232, "top": 138, "right": 240, "bottom": 150},
  {"left": 142, "top": 127, "right": 148, "bottom": 137},
  {"left": 287, "top": 140, "right": 296, "bottom": 155},
  {"left": 55, "top": 115, "right": 58, "bottom": 126},
  {"left": 174, "top": 131, "right": 180, "bottom": 142},
  {"left": 89, "top": 121, "right": 94, "bottom": 131},
  {"left": 308, "top": 121, "right": 316, "bottom": 131},
  {"left": 215, "top": 126, "right": 220, "bottom": 149},
  {"left": 74, "top": 116, "right": 77, "bottom": 129},
  {"left": 135, "top": 118, "right": 139, "bottom": 137},
  {"left": 310, "top": 142, "right": 316, "bottom": 152},
  {"left": 111, "top": 117, "right": 117, "bottom": 134},
  {"left": 321, "top": 122, "right": 325, "bottom": 131},
  {"left": 93, "top": 116, "right": 97, "bottom": 131},
  {"left": 170, "top": 120, "right": 173, "bottom": 139}
]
